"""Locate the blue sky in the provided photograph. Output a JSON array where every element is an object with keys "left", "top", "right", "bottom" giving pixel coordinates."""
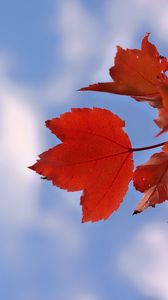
[{"left": 1, "top": 0, "right": 168, "bottom": 299}]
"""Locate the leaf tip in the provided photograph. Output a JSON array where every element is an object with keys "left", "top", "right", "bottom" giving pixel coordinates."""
[
  {"left": 28, "top": 164, "right": 35, "bottom": 171},
  {"left": 45, "top": 119, "right": 51, "bottom": 129},
  {"left": 78, "top": 86, "right": 89, "bottom": 92},
  {"left": 132, "top": 210, "right": 141, "bottom": 215}
]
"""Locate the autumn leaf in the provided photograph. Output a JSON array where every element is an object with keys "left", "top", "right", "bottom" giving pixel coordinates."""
[
  {"left": 158, "top": 76, "right": 168, "bottom": 108},
  {"left": 29, "top": 107, "right": 134, "bottom": 222},
  {"left": 80, "top": 33, "right": 168, "bottom": 108},
  {"left": 133, "top": 144, "right": 168, "bottom": 214},
  {"left": 155, "top": 107, "right": 168, "bottom": 136}
]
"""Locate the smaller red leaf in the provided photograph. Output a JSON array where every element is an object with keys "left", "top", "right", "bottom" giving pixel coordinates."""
[
  {"left": 133, "top": 145, "right": 168, "bottom": 214},
  {"left": 80, "top": 33, "right": 168, "bottom": 108},
  {"left": 158, "top": 77, "right": 168, "bottom": 108},
  {"left": 155, "top": 107, "right": 168, "bottom": 136}
]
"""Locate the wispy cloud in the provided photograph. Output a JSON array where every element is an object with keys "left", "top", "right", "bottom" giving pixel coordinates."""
[
  {"left": 44, "top": 0, "right": 103, "bottom": 103},
  {"left": 118, "top": 222, "right": 168, "bottom": 300},
  {"left": 0, "top": 58, "right": 41, "bottom": 227}
]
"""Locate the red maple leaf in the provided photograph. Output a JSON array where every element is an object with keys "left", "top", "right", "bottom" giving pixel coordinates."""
[
  {"left": 153, "top": 77, "right": 168, "bottom": 136},
  {"left": 133, "top": 144, "right": 168, "bottom": 214},
  {"left": 30, "top": 107, "right": 133, "bottom": 222},
  {"left": 155, "top": 107, "right": 168, "bottom": 136},
  {"left": 80, "top": 33, "right": 168, "bottom": 108},
  {"left": 158, "top": 76, "right": 168, "bottom": 108}
]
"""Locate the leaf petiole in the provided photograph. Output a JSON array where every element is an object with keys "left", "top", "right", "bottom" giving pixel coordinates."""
[{"left": 131, "top": 141, "right": 167, "bottom": 152}]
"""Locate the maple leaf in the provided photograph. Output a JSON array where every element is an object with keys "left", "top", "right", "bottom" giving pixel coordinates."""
[
  {"left": 29, "top": 107, "right": 133, "bottom": 222},
  {"left": 80, "top": 33, "right": 168, "bottom": 108},
  {"left": 155, "top": 107, "right": 168, "bottom": 136},
  {"left": 158, "top": 76, "right": 168, "bottom": 108},
  {"left": 133, "top": 144, "right": 168, "bottom": 214}
]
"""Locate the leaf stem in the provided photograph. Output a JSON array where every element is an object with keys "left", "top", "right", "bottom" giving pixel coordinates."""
[{"left": 131, "top": 141, "right": 167, "bottom": 152}]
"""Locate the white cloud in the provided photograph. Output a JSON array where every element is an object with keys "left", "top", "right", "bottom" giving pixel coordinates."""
[
  {"left": 0, "top": 60, "right": 42, "bottom": 226},
  {"left": 54, "top": 0, "right": 99, "bottom": 62},
  {"left": 118, "top": 223, "right": 168, "bottom": 300},
  {"left": 135, "top": 0, "right": 168, "bottom": 42},
  {"left": 44, "top": 0, "right": 103, "bottom": 102}
]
